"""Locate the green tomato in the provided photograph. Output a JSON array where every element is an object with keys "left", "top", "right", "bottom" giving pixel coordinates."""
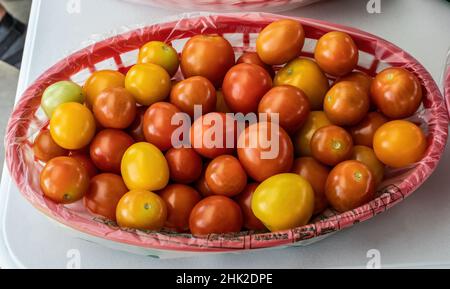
[{"left": 41, "top": 81, "right": 84, "bottom": 118}]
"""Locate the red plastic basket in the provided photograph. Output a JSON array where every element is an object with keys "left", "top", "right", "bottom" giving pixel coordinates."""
[{"left": 5, "top": 13, "right": 449, "bottom": 255}]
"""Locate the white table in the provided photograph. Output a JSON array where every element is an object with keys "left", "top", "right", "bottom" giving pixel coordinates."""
[{"left": 1, "top": 0, "right": 450, "bottom": 269}]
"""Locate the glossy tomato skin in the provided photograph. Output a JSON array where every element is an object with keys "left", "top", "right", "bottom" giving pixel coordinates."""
[
  {"left": 324, "top": 81, "right": 370, "bottom": 126},
  {"left": 33, "top": 130, "right": 68, "bottom": 162},
  {"left": 311, "top": 125, "right": 353, "bottom": 166},
  {"left": 314, "top": 31, "right": 358, "bottom": 77},
  {"left": 349, "top": 112, "right": 388, "bottom": 148},
  {"left": 138, "top": 41, "right": 179, "bottom": 77},
  {"left": 159, "top": 184, "right": 201, "bottom": 232},
  {"left": 222, "top": 63, "right": 272, "bottom": 114},
  {"left": 351, "top": 145, "right": 384, "bottom": 186},
  {"left": 293, "top": 111, "right": 331, "bottom": 157},
  {"left": 371, "top": 67, "right": 422, "bottom": 119},
  {"left": 258, "top": 85, "right": 310, "bottom": 134},
  {"left": 143, "top": 102, "right": 182, "bottom": 152},
  {"left": 83, "top": 70, "right": 125, "bottom": 106},
  {"left": 237, "top": 52, "right": 274, "bottom": 77},
  {"left": 92, "top": 87, "right": 136, "bottom": 129},
  {"left": 256, "top": 19, "right": 304, "bottom": 65},
  {"left": 237, "top": 122, "right": 294, "bottom": 182},
  {"left": 195, "top": 162, "right": 215, "bottom": 198},
  {"left": 165, "top": 147, "right": 203, "bottom": 184},
  {"left": 205, "top": 155, "right": 247, "bottom": 197},
  {"left": 126, "top": 105, "right": 147, "bottom": 142},
  {"left": 373, "top": 120, "right": 426, "bottom": 168},
  {"left": 170, "top": 76, "right": 217, "bottom": 117},
  {"left": 41, "top": 81, "right": 84, "bottom": 118},
  {"left": 325, "top": 160, "right": 375, "bottom": 212},
  {"left": 234, "top": 183, "right": 266, "bottom": 231},
  {"left": 181, "top": 35, "right": 235, "bottom": 87},
  {"left": 40, "top": 156, "right": 90, "bottom": 204},
  {"left": 335, "top": 71, "right": 373, "bottom": 93},
  {"left": 84, "top": 173, "right": 128, "bottom": 220},
  {"left": 70, "top": 154, "right": 98, "bottom": 178},
  {"left": 215, "top": 90, "right": 232, "bottom": 113},
  {"left": 189, "top": 196, "right": 243, "bottom": 235},
  {"left": 89, "top": 129, "right": 134, "bottom": 173},
  {"left": 291, "top": 157, "right": 329, "bottom": 215}
]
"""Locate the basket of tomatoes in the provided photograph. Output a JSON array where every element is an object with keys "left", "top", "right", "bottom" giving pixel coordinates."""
[{"left": 5, "top": 13, "right": 449, "bottom": 257}]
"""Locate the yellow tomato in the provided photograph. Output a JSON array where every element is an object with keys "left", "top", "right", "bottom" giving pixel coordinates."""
[
  {"left": 125, "top": 63, "right": 171, "bottom": 106},
  {"left": 121, "top": 142, "right": 169, "bottom": 191},
  {"left": 116, "top": 190, "right": 167, "bottom": 230},
  {"left": 50, "top": 102, "right": 96, "bottom": 150},
  {"left": 252, "top": 173, "right": 314, "bottom": 232},
  {"left": 351, "top": 145, "right": 385, "bottom": 185},
  {"left": 138, "top": 41, "right": 180, "bottom": 77},
  {"left": 83, "top": 70, "right": 125, "bottom": 106},
  {"left": 293, "top": 111, "right": 332, "bottom": 157},
  {"left": 274, "top": 58, "right": 329, "bottom": 110}
]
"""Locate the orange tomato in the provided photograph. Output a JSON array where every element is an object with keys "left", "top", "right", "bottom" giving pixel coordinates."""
[{"left": 83, "top": 70, "right": 125, "bottom": 106}]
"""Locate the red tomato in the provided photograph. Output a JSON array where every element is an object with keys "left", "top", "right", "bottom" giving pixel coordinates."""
[
  {"left": 349, "top": 112, "right": 388, "bottom": 147},
  {"left": 33, "top": 130, "right": 68, "bottom": 162},
  {"left": 92, "top": 87, "right": 136, "bottom": 129},
  {"left": 311, "top": 125, "right": 353, "bottom": 166},
  {"left": 70, "top": 154, "right": 98, "bottom": 178},
  {"left": 126, "top": 106, "right": 147, "bottom": 142},
  {"left": 195, "top": 163, "right": 215, "bottom": 198},
  {"left": 234, "top": 183, "right": 266, "bottom": 231},
  {"left": 165, "top": 147, "right": 203, "bottom": 184},
  {"left": 205, "top": 155, "right": 247, "bottom": 197},
  {"left": 237, "top": 52, "right": 274, "bottom": 77},
  {"left": 335, "top": 71, "right": 373, "bottom": 93}
]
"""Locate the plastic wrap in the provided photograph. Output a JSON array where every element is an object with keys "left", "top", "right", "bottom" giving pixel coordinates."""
[
  {"left": 445, "top": 49, "right": 450, "bottom": 119},
  {"left": 4, "top": 13, "right": 449, "bottom": 257}
]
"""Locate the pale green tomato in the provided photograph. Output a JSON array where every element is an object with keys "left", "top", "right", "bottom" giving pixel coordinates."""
[{"left": 41, "top": 81, "right": 84, "bottom": 118}]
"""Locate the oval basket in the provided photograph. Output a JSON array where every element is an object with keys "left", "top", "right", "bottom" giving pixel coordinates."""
[{"left": 5, "top": 13, "right": 449, "bottom": 255}]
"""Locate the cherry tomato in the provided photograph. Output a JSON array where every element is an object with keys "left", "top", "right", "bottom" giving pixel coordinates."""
[
  {"left": 371, "top": 67, "right": 422, "bottom": 119},
  {"left": 70, "top": 154, "right": 98, "bottom": 178},
  {"left": 143, "top": 102, "right": 182, "bottom": 152},
  {"left": 324, "top": 81, "right": 370, "bottom": 126},
  {"left": 195, "top": 163, "right": 215, "bottom": 198},
  {"left": 160, "top": 184, "right": 201, "bottom": 232},
  {"left": 314, "top": 31, "right": 358, "bottom": 77},
  {"left": 90, "top": 129, "right": 134, "bottom": 173},
  {"left": 50, "top": 102, "right": 96, "bottom": 150},
  {"left": 189, "top": 196, "right": 243, "bottom": 235},
  {"left": 234, "top": 183, "right": 266, "bottom": 231},
  {"left": 33, "top": 130, "right": 68, "bottom": 162},
  {"left": 222, "top": 63, "right": 272, "bottom": 114},
  {"left": 138, "top": 41, "right": 179, "bottom": 77},
  {"left": 237, "top": 52, "right": 274, "bottom": 77},
  {"left": 40, "top": 156, "right": 89, "bottom": 204},
  {"left": 170, "top": 76, "right": 216, "bottom": 117},
  {"left": 215, "top": 90, "right": 232, "bottom": 113},
  {"left": 256, "top": 19, "right": 304, "bottom": 65},
  {"left": 274, "top": 58, "right": 329, "bottom": 110},
  {"left": 349, "top": 112, "right": 388, "bottom": 147},
  {"left": 84, "top": 173, "right": 128, "bottom": 220},
  {"left": 373, "top": 120, "right": 426, "bottom": 168},
  {"left": 83, "top": 70, "right": 125, "bottom": 106},
  {"left": 351, "top": 145, "right": 384, "bottom": 186},
  {"left": 125, "top": 63, "right": 171, "bottom": 106},
  {"left": 258, "top": 85, "right": 310, "bottom": 134},
  {"left": 291, "top": 157, "right": 329, "bottom": 215},
  {"left": 116, "top": 189, "right": 167, "bottom": 230},
  {"left": 41, "top": 81, "right": 84, "bottom": 118},
  {"left": 335, "top": 71, "right": 373, "bottom": 93},
  {"left": 311, "top": 125, "right": 353, "bottom": 166},
  {"left": 252, "top": 173, "right": 314, "bottom": 232},
  {"left": 325, "top": 160, "right": 375, "bottom": 212},
  {"left": 293, "top": 111, "right": 332, "bottom": 157},
  {"left": 237, "top": 122, "right": 294, "bottom": 182},
  {"left": 205, "top": 155, "right": 247, "bottom": 197},
  {"left": 92, "top": 87, "right": 136, "bottom": 129},
  {"left": 165, "top": 147, "right": 203, "bottom": 184},
  {"left": 126, "top": 106, "right": 147, "bottom": 142},
  {"left": 121, "top": 142, "right": 169, "bottom": 191},
  {"left": 181, "top": 35, "right": 235, "bottom": 87}
]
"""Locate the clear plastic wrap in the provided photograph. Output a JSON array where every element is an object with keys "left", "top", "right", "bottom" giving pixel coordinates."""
[{"left": 5, "top": 13, "right": 449, "bottom": 258}]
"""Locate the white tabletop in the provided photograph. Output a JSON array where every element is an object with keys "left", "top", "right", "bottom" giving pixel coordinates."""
[{"left": 1, "top": 0, "right": 450, "bottom": 269}]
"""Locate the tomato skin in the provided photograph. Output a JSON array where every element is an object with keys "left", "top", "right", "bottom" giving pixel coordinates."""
[
  {"left": 252, "top": 173, "right": 314, "bottom": 232},
  {"left": 70, "top": 154, "right": 98, "bottom": 178},
  {"left": 237, "top": 52, "right": 274, "bottom": 77},
  {"left": 138, "top": 41, "right": 179, "bottom": 77},
  {"left": 311, "top": 125, "right": 353, "bottom": 166},
  {"left": 215, "top": 90, "right": 232, "bottom": 113},
  {"left": 165, "top": 147, "right": 203, "bottom": 184},
  {"left": 335, "top": 71, "right": 373, "bottom": 93},
  {"left": 181, "top": 35, "right": 235, "bottom": 87},
  {"left": 325, "top": 160, "right": 375, "bottom": 212},
  {"left": 195, "top": 163, "right": 215, "bottom": 198},
  {"left": 373, "top": 120, "right": 426, "bottom": 168},
  {"left": 170, "top": 76, "right": 217, "bottom": 117},
  {"left": 159, "top": 184, "right": 201, "bottom": 232},
  {"left": 116, "top": 189, "right": 167, "bottom": 230},
  {"left": 291, "top": 157, "right": 329, "bottom": 215},
  {"left": 258, "top": 85, "right": 311, "bottom": 134},
  {"left": 256, "top": 19, "right": 304, "bottom": 65},
  {"left": 92, "top": 87, "right": 136, "bottom": 129},
  {"left": 222, "top": 63, "right": 272, "bottom": 114},
  {"left": 293, "top": 111, "right": 332, "bottom": 157},
  {"left": 274, "top": 58, "right": 329, "bottom": 110},
  {"left": 143, "top": 102, "right": 182, "bottom": 152},
  {"left": 40, "top": 156, "right": 90, "bottom": 204},
  {"left": 237, "top": 122, "right": 294, "bottom": 182},
  {"left": 126, "top": 106, "right": 147, "bottom": 142},
  {"left": 324, "top": 81, "right": 370, "bottom": 126},
  {"left": 41, "top": 81, "right": 84, "bottom": 118},
  {"left": 351, "top": 145, "right": 384, "bottom": 186},
  {"left": 234, "top": 183, "right": 266, "bottom": 231},
  {"left": 89, "top": 129, "right": 134, "bottom": 174},
  {"left": 189, "top": 196, "right": 243, "bottom": 235},
  {"left": 84, "top": 173, "right": 128, "bottom": 220},
  {"left": 371, "top": 67, "right": 422, "bottom": 119},
  {"left": 83, "top": 70, "right": 125, "bottom": 106},
  {"left": 33, "top": 130, "right": 68, "bottom": 162},
  {"left": 349, "top": 112, "right": 388, "bottom": 148},
  {"left": 205, "top": 155, "right": 247, "bottom": 197},
  {"left": 314, "top": 31, "right": 358, "bottom": 77}
]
